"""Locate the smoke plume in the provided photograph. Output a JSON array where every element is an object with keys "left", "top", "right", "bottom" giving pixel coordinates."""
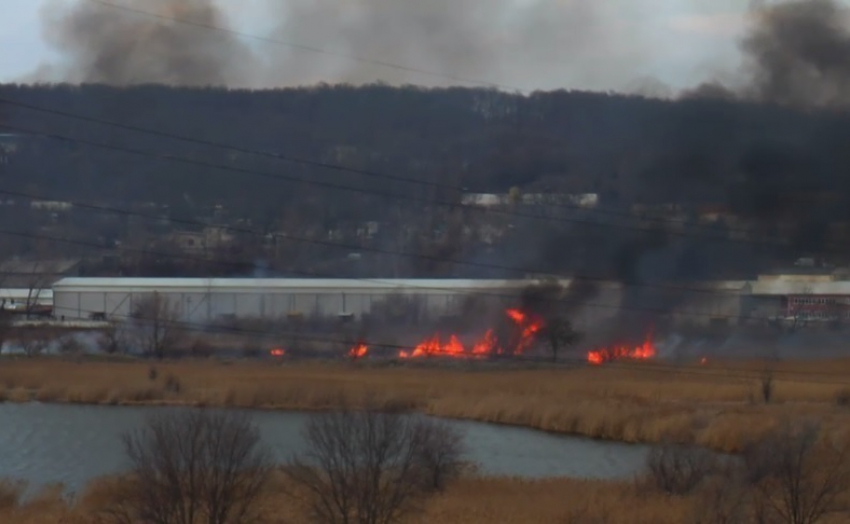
[
  {"left": 687, "top": 0, "right": 850, "bottom": 109},
  {"left": 743, "top": 0, "right": 850, "bottom": 108},
  {"left": 35, "top": 0, "right": 257, "bottom": 86},
  {"left": 261, "top": 0, "right": 646, "bottom": 90},
  {"left": 31, "top": 0, "right": 654, "bottom": 91}
]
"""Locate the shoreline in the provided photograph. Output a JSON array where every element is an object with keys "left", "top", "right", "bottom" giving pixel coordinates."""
[
  {"left": 1, "top": 357, "right": 849, "bottom": 453},
  {"left": 0, "top": 473, "right": 693, "bottom": 524}
]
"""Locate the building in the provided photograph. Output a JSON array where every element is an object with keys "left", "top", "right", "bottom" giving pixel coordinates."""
[
  {"left": 744, "top": 280, "right": 850, "bottom": 322},
  {"left": 53, "top": 278, "right": 608, "bottom": 324},
  {"left": 0, "top": 288, "right": 53, "bottom": 313},
  {"left": 48, "top": 278, "right": 548, "bottom": 323},
  {"left": 168, "top": 227, "right": 234, "bottom": 254}
]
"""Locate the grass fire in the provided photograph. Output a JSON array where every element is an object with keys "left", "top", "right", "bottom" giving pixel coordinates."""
[{"left": 586, "top": 333, "right": 657, "bottom": 365}]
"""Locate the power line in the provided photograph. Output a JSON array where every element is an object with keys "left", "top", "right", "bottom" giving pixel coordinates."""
[
  {"left": 0, "top": 96, "right": 802, "bottom": 250},
  {"left": 0, "top": 224, "right": 743, "bottom": 322},
  {"left": 0, "top": 185, "right": 749, "bottom": 303},
  {"left": 0, "top": 118, "right": 819, "bottom": 284}
]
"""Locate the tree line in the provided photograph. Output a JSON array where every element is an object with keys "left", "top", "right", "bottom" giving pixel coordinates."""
[{"left": 2, "top": 83, "right": 849, "bottom": 279}]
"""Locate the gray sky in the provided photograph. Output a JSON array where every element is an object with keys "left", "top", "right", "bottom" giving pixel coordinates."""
[{"left": 0, "top": 0, "right": 809, "bottom": 91}]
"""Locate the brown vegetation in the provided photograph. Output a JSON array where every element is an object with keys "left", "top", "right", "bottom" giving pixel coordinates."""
[
  {"left": 2, "top": 357, "right": 850, "bottom": 453},
  {"left": 6, "top": 472, "right": 850, "bottom": 524},
  {"left": 286, "top": 408, "right": 466, "bottom": 524},
  {"left": 5, "top": 416, "right": 850, "bottom": 523}
]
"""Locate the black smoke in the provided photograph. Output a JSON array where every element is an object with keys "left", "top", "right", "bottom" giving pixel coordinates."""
[
  {"left": 34, "top": 0, "right": 257, "bottom": 86},
  {"left": 742, "top": 0, "right": 850, "bottom": 109}
]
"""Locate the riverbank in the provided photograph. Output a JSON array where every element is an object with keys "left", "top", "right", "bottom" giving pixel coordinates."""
[
  {"left": 0, "top": 474, "right": 695, "bottom": 523},
  {"left": 1, "top": 357, "right": 850, "bottom": 453}
]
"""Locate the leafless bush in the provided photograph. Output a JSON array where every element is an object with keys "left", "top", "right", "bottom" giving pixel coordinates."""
[
  {"left": 148, "top": 366, "right": 158, "bottom": 382},
  {"left": 99, "top": 321, "right": 129, "bottom": 355},
  {"left": 835, "top": 389, "right": 850, "bottom": 407},
  {"left": 189, "top": 338, "right": 215, "bottom": 359},
  {"left": 691, "top": 475, "right": 750, "bottom": 524},
  {"left": 286, "top": 410, "right": 465, "bottom": 524},
  {"left": 131, "top": 292, "right": 184, "bottom": 360},
  {"left": 748, "top": 422, "right": 850, "bottom": 524},
  {"left": 101, "top": 409, "right": 273, "bottom": 524},
  {"left": 0, "top": 479, "right": 26, "bottom": 510},
  {"left": 164, "top": 374, "right": 181, "bottom": 394},
  {"left": 760, "top": 367, "right": 774, "bottom": 404},
  {"left": 646, "top": 443, "right": 718, "bottom": 495},
  {"left": 241, "top": 343, "right": 262, "bottom": 359},
  {"left": 20, "top": 333, "right": 49, "bottom": 357},
  {"left": 413, "top": 418, "right": 466, "bottom": 492},
  {"left": 58, "top": 337, "right": 85, "bottom": 355}
]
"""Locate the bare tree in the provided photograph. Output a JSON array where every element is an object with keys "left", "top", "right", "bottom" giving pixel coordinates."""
[
  {"left": 99, "top": 320, "right": 129, "bottom": 355},
  {"left": 542, "top": 316, "right": 581, "bottom": 363},
  {"left": 131, "top": 292, "right": 183, "bottom": 359},
  {"left": 691, "top": 470, "right": 752, "bottom": 524},
  {"left": 412, "top": 419, "right": 466, "bottom": 492},
  {"left": 102, "top": 409, "right": 273, "bottom": 524},
  {"left": 759, "top": 366, "right": 775, "bottom": 404},
  {"left": 646, "top": 442, "right": 718, "bottom": 495},
  {"left": 749, "top": 423, "right": 850, "bottom": 524},
  {"left": 286, "top": 410, "right": 465, "bottom": 524},
  {"left": 19, "top": 331, "right": 49, "bottom": 357},
  {"left": 0, "top": 312, "right": 12, "bottom": 356}
]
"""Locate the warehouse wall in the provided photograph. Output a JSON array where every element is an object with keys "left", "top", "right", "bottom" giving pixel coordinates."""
[{"left": 52, "top": 288, "right": 468, "bottom": 323}]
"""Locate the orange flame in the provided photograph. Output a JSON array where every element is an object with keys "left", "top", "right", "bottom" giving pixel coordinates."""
[
  {"left": 587, "top": 333, "right": 656, "bottom": 365},
  {"left": 398, "top": 309, "right": 543, "bottom": 359},
  {"left": 270, "top": 348, "right": 286, "bottom": 357},
  {"left": 348, "top": 343, "right": 368, "bottom": 359}
]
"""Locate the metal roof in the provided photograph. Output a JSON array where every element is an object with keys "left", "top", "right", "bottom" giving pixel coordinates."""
[
  {"left": 52, "top": 277, "right": 594, "bottom": 294},
  {"left": 749, "top": 281, "right": 850, "bottom": 296},
  {"left": 0, "top": 288, "right": 53, "bottom": 300}
]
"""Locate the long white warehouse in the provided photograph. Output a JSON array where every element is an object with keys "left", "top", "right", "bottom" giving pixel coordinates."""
[{"left": 52, "top": 277, "right": 603, "bottom": 324}]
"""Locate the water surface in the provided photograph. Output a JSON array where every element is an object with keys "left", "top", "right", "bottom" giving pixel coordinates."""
[{"left": 0, "top": 403, "right": 649, "bottom": 493}]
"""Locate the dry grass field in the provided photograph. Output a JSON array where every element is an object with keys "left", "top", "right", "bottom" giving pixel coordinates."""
[
  {"left": 4, "top": 473, "right": 850, "bottom": 524},
  {"left": 1, "top": 356, "right": 850, "bottom": 453},
  {"left": 0, "top": 474, "right": 739, "bottom": 524}
]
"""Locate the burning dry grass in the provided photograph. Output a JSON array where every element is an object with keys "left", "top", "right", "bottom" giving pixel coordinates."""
[{"left": 1, "top": 357, "right": 850, "bottom": 452}]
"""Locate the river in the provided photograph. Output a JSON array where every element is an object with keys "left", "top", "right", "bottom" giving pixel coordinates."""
[{"left": 0, "top": 403, "right": 649, "bottom": 493}]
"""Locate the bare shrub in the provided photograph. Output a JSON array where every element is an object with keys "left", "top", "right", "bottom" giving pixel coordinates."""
[
  {"left": 835, "top": 389, "right": 850, "bottom": 407},
  {"left": 691, "top": 475, "right": 750, "bottom": 524},
  {"left": 760, "top": 367, "right": 774, "bottom": 404},
  {"left": 163, "top": 374, "right": 181, "bottom": 394},
  {"left": 99, "top": 321, "right": 129, "bottom": 355},
  {"left": 148, "top": 366, "right": 158, "bottom": 382},
  {"left": 286, "top": 410, "right": 465, "bottom": 524},
  {"left": 0, "top": 313, "right": 13, "bottom": 356},
  {"left": 749, "top": 422, "right": 850, "bottom": 524},
  {"left": 646, "top": 443, "right": 718, "bottom": 495},
  {"left": 57, "top": 337, "right": 84, "bottom": 355},
  {"left": 101, "top": 409, "right": 273, "bottom": 524},
  {"left": 131, "top": 292, "right": 184, "bottom": 360},
  {"left": 413, "top": 418, "right": 466, "bottom": 492},
  {"left": 189, "top": 338, "right": 215, "bottom": 359},
  {"left": 20, "top": 333, "right": 49, "bottom": 357},
  {"left": 0, "top": 479, "right": 26, "bottom": 510},
  {"left": 241, "top": 344, "right": 262, "bottom": 359}
]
